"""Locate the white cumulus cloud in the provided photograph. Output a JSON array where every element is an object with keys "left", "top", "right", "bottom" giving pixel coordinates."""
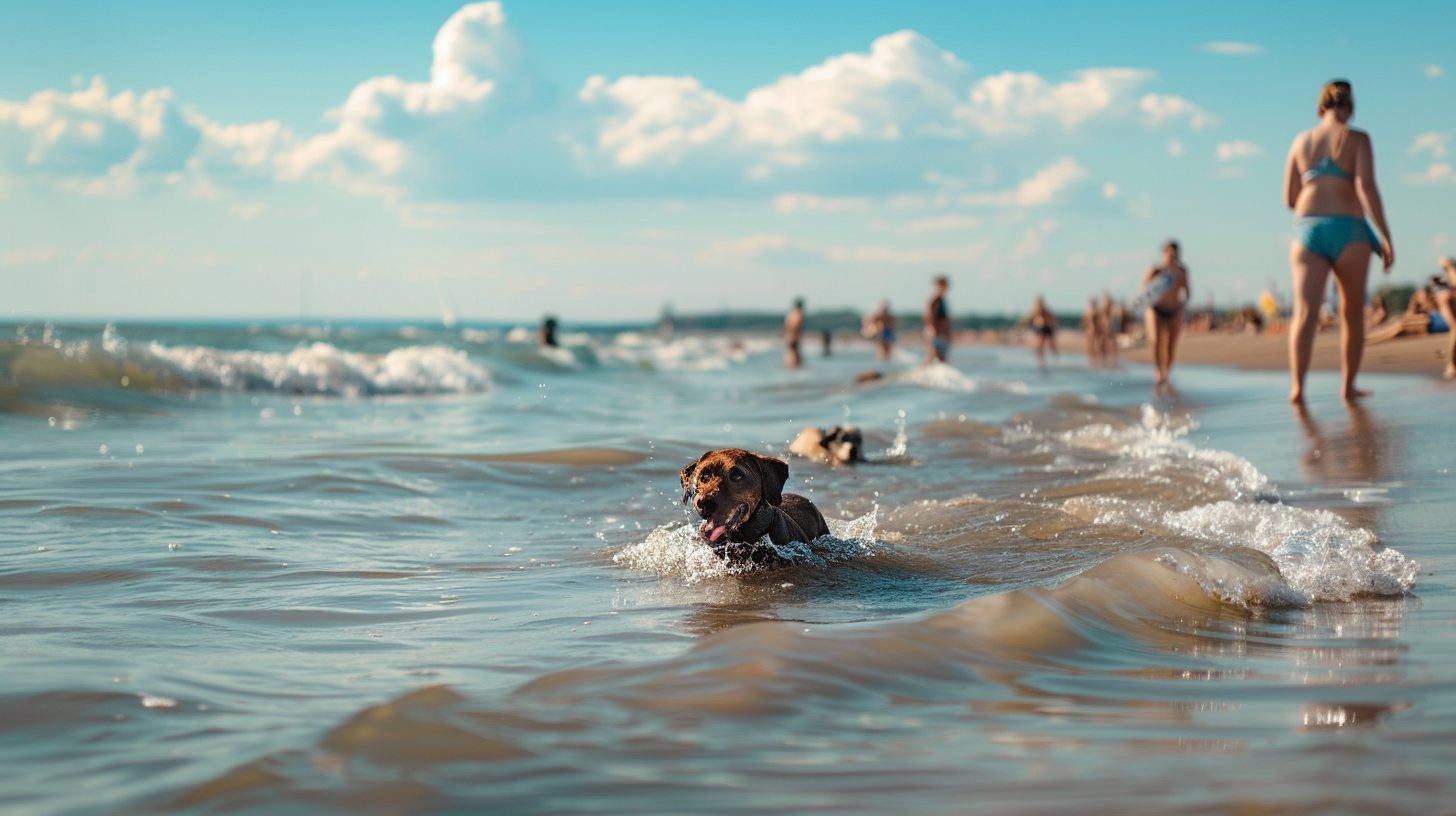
[
  {"left": 1409, "top": 132, "right": 1449, "bottom": 158},
  {"left": 0, "top": 2, "right": 1213, "bottom": 207},
  {"left": 1405, "top": 162, "right": 1454, "bottom": 185},
  {"left": 1200, "top": 41, "right": 1263, "bottom": 56},
  {"left": 959, "top": 157, "right": 1090, "bottom": 207},
  {"left": 1425, "top": 64, "right": 1445, "bottom": 79},
  {"left": 1216, "top": 140, "right": 1263, "bottom": 162},
  {"left": 1140, "top": 94, "right": 1213, "bottom": 129},
  {"left": 773, "top": 193, "right": 872, "bottom": 213},
  {"left": 896, "top": 213, "right": 983, "bottom": 234},
  {"left": 0, "top": 76, "right": 201, "bottom": 193}
]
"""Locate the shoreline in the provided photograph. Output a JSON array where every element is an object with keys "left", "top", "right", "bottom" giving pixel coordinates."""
[
  {"left": 977, "top": 328, "right": 1451, "bottom": 381},
  {"left": 1125, "top": 329, "right": 1451, "bottom": 380}
]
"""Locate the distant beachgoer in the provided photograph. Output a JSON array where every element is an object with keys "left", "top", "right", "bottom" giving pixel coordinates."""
[
  {"left": 785, "top": 298, "right": 805, "bottom": 369},
  {"left": 1140, "top": 240, "right": 1191, "bottom": 391},
  {"left": 924, "top": 276, "right": 951, "bottom": 364},
  {"left": 1284, "top": 79, "right": 1395, "bottom": 403},
  {"left": 820, "top": 329, "right": 833, "bottom": 357},
  {"left": 867, "top": 301, "right": 897, "bottom": 360},
  {"left": 1027, "top": 295, "right": 1059, "bottom": 368},
  {"left": 1099, "top": 293, "right": 1119, "bottom": 366},
  {"left": 539, "top": 315, "right": 559, "bottom": 347},
  {"left": 1082, "top": 297, "right": 1103, "bottom": 367},
  {"left": 1365, "top": 293, "right": 1388, "bottom": 329},
  {"left": 1439, "top": 257, "right": 1456, "bottom": 378}
]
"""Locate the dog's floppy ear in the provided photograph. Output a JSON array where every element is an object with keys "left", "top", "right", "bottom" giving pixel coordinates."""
[
  {"left": 819, "top": 426, "right": 839, "bottom": 448},
  {"left": 680, "top": 453, "right": 707, "bottom": 501},
  {"left": 753, "top": 453, "right": 789, "bottom": 506}
]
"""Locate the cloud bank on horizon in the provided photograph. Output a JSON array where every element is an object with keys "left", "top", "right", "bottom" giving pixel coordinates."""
[{"left": 0, "top": 2, "right": 1208, "bottom": 206}]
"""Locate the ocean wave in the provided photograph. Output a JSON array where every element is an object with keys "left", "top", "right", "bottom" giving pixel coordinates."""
[
  {"left": 892, "top": 360, "right": 1030, "bottom": 394},
  {"left": 1052, "top": 406, "right": 1417, "bottom": 604},
  {"left": 172, "top": 546, "right": 1291, "bottom": 813},
  {"left": 138, "top": 341, "right": 491, "bottom": 396},
  {"left": 3, "top": 328, "right": 492, "bottom": 397}
]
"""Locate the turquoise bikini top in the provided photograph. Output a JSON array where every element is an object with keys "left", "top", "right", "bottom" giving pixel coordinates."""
[
  {"left": 1301, "top": 130, "right": 1354, "bottom": 182},
  {"left": 1302, "top": 155, "right": 1354, "bottom": 183}
]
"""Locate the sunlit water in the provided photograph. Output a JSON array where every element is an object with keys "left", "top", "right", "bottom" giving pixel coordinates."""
[{"left": 2, "top": 321, "right": 1452, "bottom": 814}]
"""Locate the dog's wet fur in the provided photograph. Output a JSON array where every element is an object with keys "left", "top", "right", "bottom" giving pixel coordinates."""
[
  {"left": 789, "top": 425, "right": 865, "bottom": 466},
  {"left": 681, "top": 448, "right": 830, "bottom": 566}
]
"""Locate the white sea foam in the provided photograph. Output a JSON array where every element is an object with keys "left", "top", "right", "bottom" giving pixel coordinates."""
[
  {"left": 614, "top": 509, "right": 880, "bottom": 583},
  {"left": 895, "top": 361, "right": 1029, "bottom": 394},
  {"left": 1164, "top": 501, "right": 1418, "bottom": 602},
  {"left": 139, "top": 341, "right": 492, "bottom": 396},
  {"left": 1058, "top": 407, "right": 1418, "bottom": 605},
  {"left": 599, "top": 333, "right": 776, "bottom": 371},
  {"left": 1057, "top": 405, "right": 1269, "bottom": 499}
]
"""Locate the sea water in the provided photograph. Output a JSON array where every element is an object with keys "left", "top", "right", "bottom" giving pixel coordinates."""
[{"left": 0, "top": 320, "right": 1451, "bottom": 814}]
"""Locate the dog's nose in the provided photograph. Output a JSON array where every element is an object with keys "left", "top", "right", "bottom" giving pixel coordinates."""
[{"left": 695, "top": 497, "right": 717, "bottom": 517}]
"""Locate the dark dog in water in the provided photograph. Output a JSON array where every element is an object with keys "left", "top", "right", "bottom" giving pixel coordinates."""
[
  {"left": 681, "top": 448, "right": 830, "bottom": 565},
  {"left": 789, "top": 425, "right": 865, "bottom": 465}
]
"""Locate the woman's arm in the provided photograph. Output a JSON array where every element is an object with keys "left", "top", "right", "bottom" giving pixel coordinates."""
[
  {"left": 1283, "top": 135, "right": 1304, "bottom": 209},
  {"left": 1354, "top": 131, "right": 1395, "bottom": 270}
]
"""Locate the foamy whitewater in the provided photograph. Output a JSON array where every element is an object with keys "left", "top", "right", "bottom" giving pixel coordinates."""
[{"left": 2, "top": 319, "right": 1452, "bottom": 815}]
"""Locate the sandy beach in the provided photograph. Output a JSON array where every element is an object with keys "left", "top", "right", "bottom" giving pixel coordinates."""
[{"left": 1122, "top": 330, "right": 1452, "bottom": 379}]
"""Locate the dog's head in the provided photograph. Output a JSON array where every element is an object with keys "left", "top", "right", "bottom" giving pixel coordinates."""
[
  {"left": 820, "top": 425, "right": 864, "bottom": 464},
  {"left": 680, "top": 448, "right": 789, "bottom": 543}
]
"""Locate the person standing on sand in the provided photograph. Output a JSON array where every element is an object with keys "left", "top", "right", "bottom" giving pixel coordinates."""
[
  {"left": 867, "top": 301, "right": 897, "bottom": 360},
  {"left": 1099, "top": 293, "right": 1120, "bottom": 366},
  {"left": 1283, "top": 79, "right": 1395, "bottom": 403},
  {"left": 1141, "top": 240, "right": 1190, "bottom": 391},
  {"left": 1438, "top": 256, "right": 1456, "bottom": 379},
  {"left": 784, "top": 298, "right": 806, "bottom": 369},
  {"left": 1027, "top": 295, "right": 1059, "bottom": 368},
  {"left": 1082, "top": 297, "right": 1103, "bottom": 367},
  {"left": 924, "top": 275, "right": 951, "bottom": 364}
]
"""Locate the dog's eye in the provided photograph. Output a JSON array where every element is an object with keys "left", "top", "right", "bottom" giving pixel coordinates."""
[{"left": 729, "top": 468, "right": 744, "bottom": 482}]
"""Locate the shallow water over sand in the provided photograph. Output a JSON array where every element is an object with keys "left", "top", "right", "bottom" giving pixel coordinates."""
[{"left": 1, "top": 321, "right": 1452, "bottom": 814}]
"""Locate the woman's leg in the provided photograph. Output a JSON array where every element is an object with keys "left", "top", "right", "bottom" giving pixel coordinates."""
[
  {"left": 1438, "top": 292, "right": 1456, "bottom": 378},
  {"left": 1144, "top": 309, "right": 1164, "bottom": 383},
  {"left": 1164, "top": 312, "right": 1182, "bottom": 383},
  {"left": 1289, "top": 242, "right": 1333, "bottom": 403},
  {"left": 1329, "top": 241, "right": 1374, "bottom": 400}
]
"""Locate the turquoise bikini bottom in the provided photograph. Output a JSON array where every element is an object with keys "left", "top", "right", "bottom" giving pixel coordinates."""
[{"left": 1295, "top": 215, "right": 1383, "bottom": 264}]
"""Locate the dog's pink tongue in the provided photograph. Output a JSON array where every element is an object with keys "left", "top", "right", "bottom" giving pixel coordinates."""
[{"left": 707, "top": 523, "right": 728, "bottom": 543}]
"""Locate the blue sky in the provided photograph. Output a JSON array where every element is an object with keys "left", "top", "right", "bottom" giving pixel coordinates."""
[{"left": 1, "top": 0, "right": 1451, "bottom": 321}]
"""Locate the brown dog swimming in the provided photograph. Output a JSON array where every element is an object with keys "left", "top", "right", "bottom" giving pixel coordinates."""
[{"left": 681, "top": 448, "right": 831, "bottom": 565}]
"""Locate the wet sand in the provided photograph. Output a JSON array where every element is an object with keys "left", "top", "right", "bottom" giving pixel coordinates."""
[{"left": 1125, "top": 330, "right": 1452, "bottom": 379}]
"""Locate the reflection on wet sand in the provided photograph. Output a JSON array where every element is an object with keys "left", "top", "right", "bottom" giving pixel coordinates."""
[{"left": 1293, "top": 402, "right": 1395, "bottom": 531}]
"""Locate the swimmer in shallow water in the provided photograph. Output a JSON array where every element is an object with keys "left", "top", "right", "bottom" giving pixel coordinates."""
[
  {"left": 1141, "top": 240, "right": 1190, "bottom": 393},
  {"left": 784, "top": 298, "right": 805, "bottom": 369},
  {"left": 1027, "top": 295, "right": 1059, "bottom": 369},
  {"left": 924, "top": 276, "right": 951, "bottom": 364}
]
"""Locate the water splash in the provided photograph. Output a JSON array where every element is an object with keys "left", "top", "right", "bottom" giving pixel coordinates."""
[{"left": 614, "top": 508, "right": 880, "bottom": 583}]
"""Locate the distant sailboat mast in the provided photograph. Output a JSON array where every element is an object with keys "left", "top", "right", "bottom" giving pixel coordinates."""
[{"left": 433, "top": 274, "right": 458, "bottom": 328}]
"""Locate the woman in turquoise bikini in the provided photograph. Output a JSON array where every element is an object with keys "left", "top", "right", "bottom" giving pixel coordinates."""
[{"left": 1283, "top": 79, "right": 1395, "bottom": 403}]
